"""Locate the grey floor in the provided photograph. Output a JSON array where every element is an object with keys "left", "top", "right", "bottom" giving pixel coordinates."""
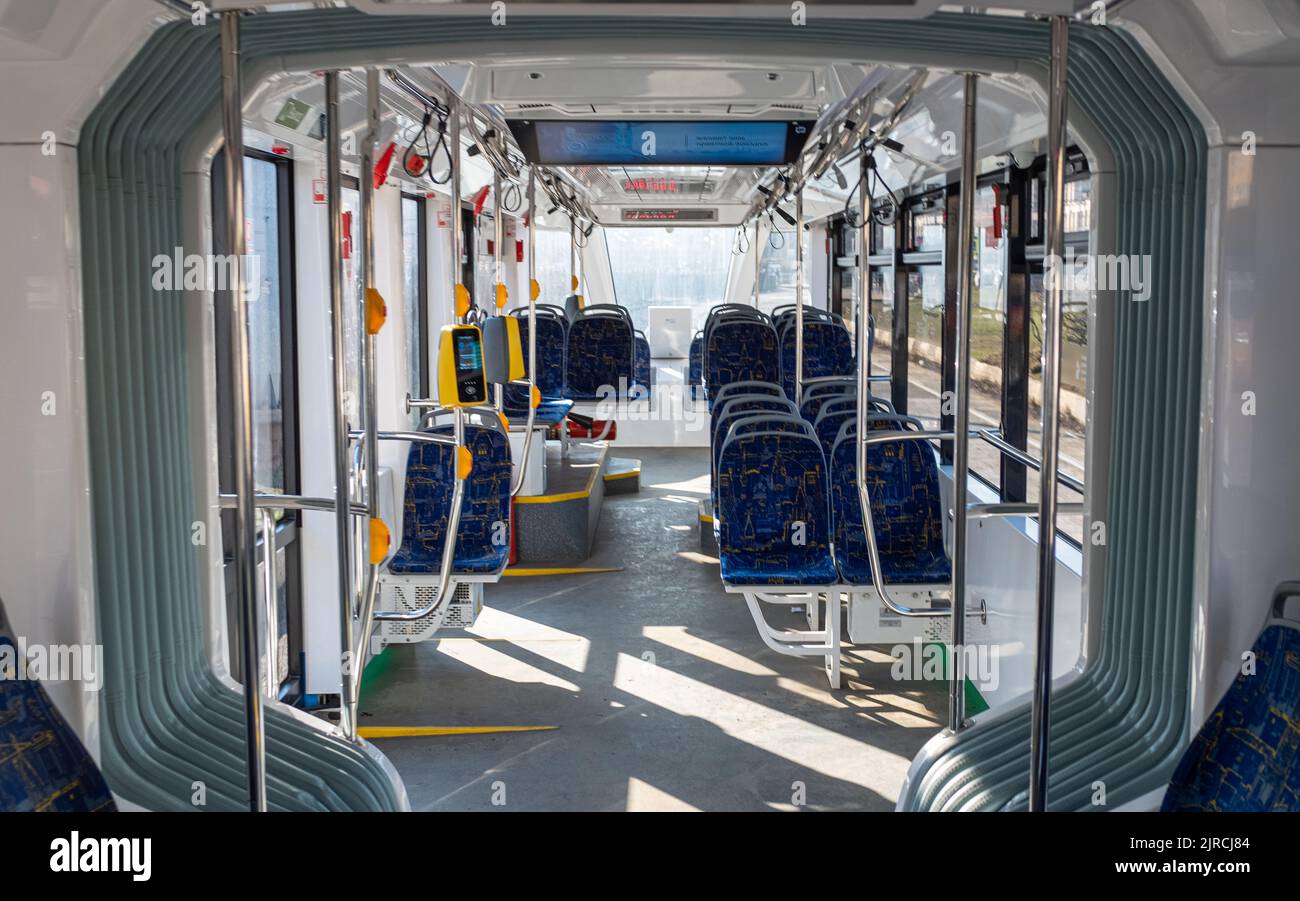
[{"left": 359, "top": 447, "right": 945, "bottom": 811}]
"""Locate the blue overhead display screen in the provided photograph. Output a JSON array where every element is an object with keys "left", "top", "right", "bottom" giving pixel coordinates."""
[{"left": 509, "top": 120, "right": 812, "bottom": 166}]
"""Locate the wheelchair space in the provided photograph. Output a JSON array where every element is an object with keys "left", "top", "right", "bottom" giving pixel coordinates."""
[{"left": 359, "top": 447, "right": 945, "bottom": 812}]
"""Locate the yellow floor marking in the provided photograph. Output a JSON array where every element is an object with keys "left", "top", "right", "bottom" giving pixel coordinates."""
[{"left": 358, "top": 725, "right": 558, "bottom": 739}]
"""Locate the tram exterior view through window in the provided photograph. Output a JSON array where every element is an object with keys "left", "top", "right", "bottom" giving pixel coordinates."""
[{"left": 3, "top": 0, "right": 1296, "bottom": 875}]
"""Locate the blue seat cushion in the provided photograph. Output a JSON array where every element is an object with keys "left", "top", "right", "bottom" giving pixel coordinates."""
[
  {"left": 388, "top": 425, "right": 512, "bottom": 575},
  {"left": 513, "top": 314, "right": 567, "bottom": 397},
  {"left": 717, "top": 433, "right": 837, "bottom": 586},
  {"left": 780, "top": 321, "right": 854, "bottom": 400},
  {"left": 1, "top": 605, "right": 115, "bottom": 812},
  {"left": 831, "top": 429, "right": 951, "bottom": 585},
  {"left": 1162, "top": 622, "right": 1300, "bottom": 811}
]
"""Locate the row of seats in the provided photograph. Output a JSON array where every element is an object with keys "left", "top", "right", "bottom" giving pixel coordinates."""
[
  {"left": 694, "top": 305, "right": 855, "bottom": 408},
  {"left": 710, "top": 379, "right": 950, "bottom": 588},
  {"left": 506, "top": 303, "right": 649, "bottom": 403}
]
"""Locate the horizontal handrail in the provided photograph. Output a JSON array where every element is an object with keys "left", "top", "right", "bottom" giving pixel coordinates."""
[
  {"left": 966, "top": 501, "right": 1085, "bottom": 520},
  {"left": 218, "top": 492, "right": 368, "bottom": 516},
  {"left": 977, "top": 428, "right": 1084, "bottom": 495}
]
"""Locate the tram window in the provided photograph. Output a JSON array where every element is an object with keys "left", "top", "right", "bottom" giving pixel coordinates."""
[
  {"left": 401, "top": 194, "right": 429, "bottom": 423},
  {"left": 1027, "top": 268, "right": 1089, "bottom": 544},
  {"left": 905, "top": 197, "right": 945, "bottom": 252},
  {"left": 473, "top": 209, "right": 496, "bottom": 312},
  {"left": 605, "top": 226, "right": 733, "bottom": 328},
  {"left": 969, "top": 185, "right": 1009, "bottom": 488},
  {"left": 870, "top": 216, "right": 895, "bottom": 256},
  {"left": 868, "top": 265, "right": 895, "bottom": 396},
  {"left": 1063, "top": 177, "right": 1092, "bottom": 236},
  {"left": 533, "top": 227, "right": 573, "bottom": 305},
  {"left": 749, "top": 223, "right": 811, "bottom": 316},
  {"left": 905, "top": 266, "right": 944, "bottom": 425}
]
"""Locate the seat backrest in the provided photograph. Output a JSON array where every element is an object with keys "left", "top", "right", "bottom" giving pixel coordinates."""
[
  {"left": 566, "top": 306, "right": 635, "bottom": 399},
  {"left": 1162, "top": 584, "right": 1300, "bottom": 812},
  {"left": 0, "top": 599, "right": 115, "bottom": 811},
  {"left": 510, "top": 308, "right": 567, "bottom": 398},
  {"left": 829, "top": 420, "right": 949, "bottom": 585},
  {"left": 633, "top": 330, "right": 652, "bottom": 391},
  {"left": 687, "top": 330, "right": 704, "bottom": 398},
  {"left": 780, "top": 319, "right": 855, "bottom": 400},
  {"left": 705, "top": 318, "right": 780, "bottom": 408},
  {"left": 716, "top": 430, "right": 833, "bottom": 585},
  {"left": 388, "top": 421, "right": 512, "bottom": 576},
  {"left": 712, "top": 395, "right": 800, "bottom": 451}
]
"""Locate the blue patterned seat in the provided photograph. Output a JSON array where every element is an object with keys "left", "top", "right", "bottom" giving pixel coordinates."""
[
  {"left": 717, "top": 431, "right": 838, "bottom": 586},
  {"left": 566, "top": 309, "right": 634, "bottom": 400},
  {"left": 388, "top": 423, "right": 512, "bottom": 576},
  {"left": 710, "top": 397, "right": 800, "bottom": 507},
  {"left": 633, "top": 331, "right": 652, "bottom": 392},
  {"left": 688, "top": 331, "right": 703, "bottom": 401},
  {"left": 0, "top": 600, "right": 115, "bottom": 812},
  {"left": 1162, "top": 586, "right": 1300, "bottom": 812},
  {"left": 830, "top": 423, "right": 951, "bottom": 585},
  {"left": 813, "top": 401, "right": 857, "bottom": 458},
  {"left": 779, "top": 320, "right": 854, "bottom": 401},
  {"left": 705, "top": 319, "right": 780, "bottom": 410},
  {"left": 510, "top": 307, "right": 567, "bottom": 398}
]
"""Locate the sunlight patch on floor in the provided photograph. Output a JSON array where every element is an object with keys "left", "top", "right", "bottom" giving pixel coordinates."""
[
  {"left": 612, "top": 652, "right": 911, "bottom": 799},
  {"left": 462, "top": 606, "right": 591, "bottom": 674},
  {"left": 434, "top": 640, "right": 581, "bottom": 692},
  {"left": 642, "top": 625, "right": 778, "bottom": 677},
  {"left": 626, "top": 777, "right": 701, "bottom": 812}
]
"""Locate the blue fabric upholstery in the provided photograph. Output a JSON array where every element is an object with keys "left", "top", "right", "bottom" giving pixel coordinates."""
[
  {"left": 633, "top": 332, "right": 652, "bottom": 392},
  {"left": 830, "top": 426, "right": 951, "bottom": 585},
  {"left": 388, "top": 424, "right": 512, "bottom": 576},
  {"left": 0, "top": 602, "right": 115, "bottom": 812},
  {"left": 801, "top": 389, "right": 854, "bottom": 423},
  {"left": 780, "top": 320, "right": 854, "bottom": 400},
  {"left": 705, "top": 319, "right": 780, "bottom": 410},
  {"left": 688, "top": 332, "right": 703, "bottom": 400},
  {"left": 717, "top": 432, "right": 838, "bottom": 586},
  {"left": 511, "top": 312, "right": 567, "bottom": 398},
  {"left": 1162, "top": 619, "right": 1300, "bottom": 811},
  {"left": 814, "top": 406, "right": 856, "bottom": 458},
  {"left": 566, "top": 314, "right": 633, "bottom": 400}
]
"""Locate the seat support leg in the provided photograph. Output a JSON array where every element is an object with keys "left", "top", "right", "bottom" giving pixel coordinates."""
[{"left": 742, "top": 591, "right": 841, "bottom": 689}]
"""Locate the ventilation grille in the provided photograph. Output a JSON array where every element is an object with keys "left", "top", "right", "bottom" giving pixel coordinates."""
[{"left": 379, "top": 580, "right": 477, "bottom": 642}]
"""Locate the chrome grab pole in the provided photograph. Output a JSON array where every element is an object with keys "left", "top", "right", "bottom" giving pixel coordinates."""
[
  {"left": 510, "top": 168, "right": 538, "bottom": 496},
  {"left": 324, "top": 71, "right": 357, "bottom": 740},
  {"left": 753, "top": 218, "right": 761, "bottom": 307},
  {"left": 1030, "top": 15, "right": 1070, "bottom": 812},
  {"left": 219, "top": 10, "right": 266, "bottom": 812},
  {"left": 450, "top": 102, "right": 463, "bottom": 324},
  {"left": 794, "top": 191, "right": 805, "bottom": 406},
  {"left": 493, "top": 170, "right": 504, "bottom": 410},
  {"left": 350, "top": 70, "right": 384, "bottom": 724},
  {"left": 570, "top": 217, "right": 577, "bottom": 296},
  {"left": 949, "top": 72, "right": 979, "bottom": 733}
]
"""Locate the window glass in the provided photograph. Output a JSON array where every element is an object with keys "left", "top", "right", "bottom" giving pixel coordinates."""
[
  {"left": 244, "top": 155, "right": 285, "bottom": 494},
  {"left": 534, "top": 227, "right": 574, "bottom": 306},
  {"left": 1028, "top": 270, "right": 1089, "bottom": 543},
  {"left": 908, "top": 202, "right": 945, "bottom": 252},
  {"left": 868, "top": 265, "right": 894, "bottom": 403},
  {"left": 969, "top": 185, "right": 1008, "bottom": 486},
  {"left": 906, "top": 266, "right": 944, "bottom": 425},
  {"left": 1063, "top": 178, "right": 1091, "bottom": 234},
  {"left": 751, "top": 224, "right": 811, "bottom": 316},
  {"left": 401, "top": 195, "right": 425, "bottom": 425},
  {"left": 606, "top": 226, "right": 733, "bottom": 330},
  {"left": 473, "top": 212, "right": 496, "bottom": 312},
  {"left": 870, "top": 217, "right": 896, "bottom": 257}
]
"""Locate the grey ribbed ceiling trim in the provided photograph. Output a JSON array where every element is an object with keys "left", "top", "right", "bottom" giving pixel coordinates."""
[{"left": 79, "top": 8, "right": 1204, "bottom": 811}]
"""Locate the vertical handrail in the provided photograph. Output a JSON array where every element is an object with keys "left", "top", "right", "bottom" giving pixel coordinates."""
[
  {"left": 493, "top": 170, "right": 504, "bottom": 410},
  {"left": 450, "top": 102, "right": 463, "bottom": 324},
  {"left": 948, "top": 72, "right": 979, "bottom": 733},
  {"left": 753, "top": 218, "right": 761, "bottom": 307},
  {"left": 1030, "top": 15, "right": 1070, "bottom": 812},
  {"left": 510, "top": 168, "right": 538, "bottom": 496},
  {"left": 219, "top": 10, "right": 266, "bottom": 812},
  {"left": 350, "top": 69, "right": 384, "bottom": 728},
  {"left": 324, "top": 71, "right": 357, "bottom": 740},
  {"left": 794, "top": 191, "right": 805, "bottom": 406}
]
